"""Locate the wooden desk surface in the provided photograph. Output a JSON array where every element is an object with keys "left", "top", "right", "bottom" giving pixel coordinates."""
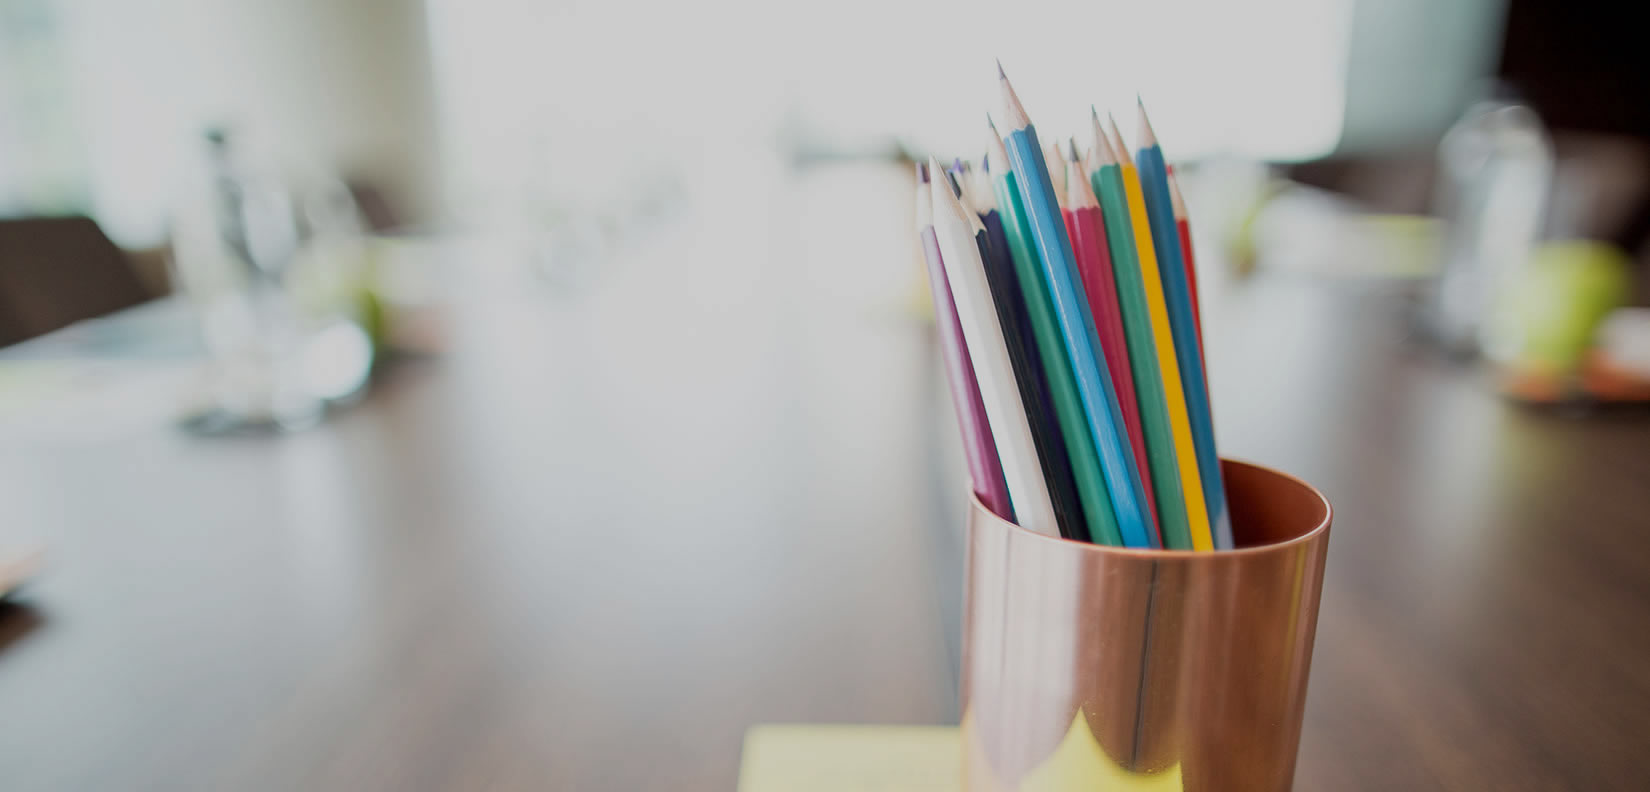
[{"left": 2, "top": 168, "right": 1648, "bottom": 790}]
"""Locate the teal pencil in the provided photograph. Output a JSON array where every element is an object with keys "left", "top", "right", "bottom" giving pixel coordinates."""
[
  {"left": 996, "top": 64, "right": 1153, "bottom": 549},
  {"left": 1087, "top": 113, "right": 1191, "bottom": 551},
  {"left": 987, "top": 118, "right": 1118, "bottom": 547},
  {"left": 1134, "top": 102, "right": 1231, "bottom": 550}
]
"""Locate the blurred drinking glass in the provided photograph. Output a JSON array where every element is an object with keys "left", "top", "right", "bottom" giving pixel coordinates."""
[
  {"left": 169, "top": 128, "right": 374, "bottom": 432},
  {"left": 1429, "top": 94, "right": 1553, "bottom": 358}
]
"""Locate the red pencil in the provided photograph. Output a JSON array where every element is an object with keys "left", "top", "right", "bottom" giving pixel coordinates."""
[
  {"left": 1061, "top": 149, "right": 1161, "bottom": 544},
  {"left": 1165, "top": 165, "right": 1203, "bottom": 347}
]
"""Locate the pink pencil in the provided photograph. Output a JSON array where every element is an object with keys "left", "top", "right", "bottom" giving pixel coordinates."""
[
  {"left": 915, "top": 163, "right": 1013, "bottom": 520},
  {"left": 1060, "top": 153, "right": 1161, "bottom": 543}
]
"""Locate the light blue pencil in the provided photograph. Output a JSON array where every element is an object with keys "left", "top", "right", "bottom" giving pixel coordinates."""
[{"left": 995, "top": 64, "right": 1152, "bottom": 549}]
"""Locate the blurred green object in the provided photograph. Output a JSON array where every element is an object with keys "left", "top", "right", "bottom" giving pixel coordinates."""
[
  {"left": 1495, "top": 241, "right": 1633, "bottom": 376},
  {"left": 1228, "top": 180, "right": 1288, "bottom": 277},
  {"left": 359, "top": 287, "right": 389, "bottom": 362}
]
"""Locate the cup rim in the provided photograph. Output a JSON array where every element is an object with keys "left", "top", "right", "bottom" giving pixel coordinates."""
[{"left": 969, "top": 457, "right": 1332, "bottom": 558}]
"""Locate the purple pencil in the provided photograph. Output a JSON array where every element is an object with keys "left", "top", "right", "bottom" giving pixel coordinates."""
[{"left": 916, "top": 162, "right": 1013, "bottom": 520}]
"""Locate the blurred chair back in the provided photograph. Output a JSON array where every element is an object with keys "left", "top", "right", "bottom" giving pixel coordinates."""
[{"left": 0, "top": 216, "right": 156, "bottom": 347}]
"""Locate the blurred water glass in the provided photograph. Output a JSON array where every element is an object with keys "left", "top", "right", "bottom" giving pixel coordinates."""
[
  {"left": 168, "top": 128, "right": 374, "bottom": 433},
  {"left": 1430, "top": 98, "right": 1553, "bottom": 358}
]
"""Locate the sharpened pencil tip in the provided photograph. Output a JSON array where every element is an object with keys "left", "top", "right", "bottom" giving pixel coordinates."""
[
  {"left": 1107, "top": 112, "right": 1129, "bottom": 153},
  {"left": 1068, "top": 137, "right": 1081, "bottom": 162},
  {"left": 1136, "top": 98, "right": 1159, "bottom": 147},
  {"left": 916, "top": 161, "right": 929, "bottom": 183},
  {"left": 996, "top": 58, "right": 1005, "bottom": 79},
  {"left": 995, "top": 62, "right": 1032, "bottom": 130}
]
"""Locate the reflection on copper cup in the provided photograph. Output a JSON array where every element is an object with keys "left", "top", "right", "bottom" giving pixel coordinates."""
[{"left": 961, "top": 459, "right": 1332, "bottom": 792}]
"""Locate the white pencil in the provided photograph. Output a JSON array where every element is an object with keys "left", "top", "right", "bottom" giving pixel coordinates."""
[{"left": 928, "top": 156, "right": 1060, "bottom": 538}]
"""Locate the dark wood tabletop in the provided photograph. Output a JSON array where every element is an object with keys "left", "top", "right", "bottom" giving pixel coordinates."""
[{"left": 2, "top": 173, "right": 1648, "bottom": 790}]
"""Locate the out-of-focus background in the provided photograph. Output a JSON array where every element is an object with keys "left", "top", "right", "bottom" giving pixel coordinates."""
[{"left": 2, "top": 0, "right": 1649, "bottom": 790}]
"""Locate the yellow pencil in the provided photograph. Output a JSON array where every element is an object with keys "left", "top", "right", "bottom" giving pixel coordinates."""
[{"left": 1105, "top": 116, "right": 1213, "bottom": 551}]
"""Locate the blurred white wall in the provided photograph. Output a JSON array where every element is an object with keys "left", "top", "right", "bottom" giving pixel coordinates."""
[
  {"left": 4, "top": 0, "right": 1507, "bottom": 246},
  {"left": 48, "top": 0, "right": 441, "bottom": 245},
  {"left": 427, "top": 0, "right": 1357, "bottom": 224}
]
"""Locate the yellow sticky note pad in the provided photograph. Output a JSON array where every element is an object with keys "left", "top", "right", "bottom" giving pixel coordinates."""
[
  {"left": 738, "top": 724, "right": 961, "bottom": 792},
  {"left": 739, "top": 719, "right": 1183, "bottom": 792}
]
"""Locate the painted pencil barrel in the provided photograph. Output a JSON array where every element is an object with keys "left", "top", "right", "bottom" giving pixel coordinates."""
[
  {"left": 1002, "top": 126, "right": 1152, "bottom": 548},
  {"left": 960, "top": 460, "right": 1331, "bottom": 791},
  {"left": 1092, "top": 167, "right": 1190, "bottom": 551},
  {"left": 1137, "top": 146, "right": 1229, "bottom": 549},
  {"left": 920, "top": 228, "right": 1013, "bottom": 519},
  {"left": 992, "top": 173, "right": 1112, "bottom": 546}
]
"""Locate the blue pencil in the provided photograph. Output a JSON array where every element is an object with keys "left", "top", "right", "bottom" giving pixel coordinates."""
[
  {"left": 995, "top": 64, "right": 1153, "bottom": 549},
  {"left": 1133, "top": 101, "right": 1231, "bottom": 550}
]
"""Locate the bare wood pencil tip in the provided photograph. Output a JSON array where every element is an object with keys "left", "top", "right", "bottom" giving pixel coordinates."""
[
  {"left": 1089, "top": 109, "right": 1114, "bottom": 166},
  {"left": 1167, "top": 165, "right": 1189, "bottom": 217},
  {"left": 1107, "top": 112, "right": 1129, "bottom": 155},
  {"left": 996, "top": 63, "right": 1032, "bottom": 130},
  {"left": 928, "top": 156, "right": 959, "bottom": 210},
  {"left": 1136, "top": 97, "right": 1159, "bottom": 147},
  {"left": 1065, "top": 155, "right": 1097, "bottom": 208},
  {"left": 985, "top": 116, "right": 1011, "bottom": 171}
]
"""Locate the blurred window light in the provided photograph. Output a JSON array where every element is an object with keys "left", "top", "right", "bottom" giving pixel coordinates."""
[
  {"left": 4, "top": 0, "right": 438, "bottom": 247},
  {"left": 427, "top": 0, "right": 1356, "bottom": 208},
  {"left": 1, "top": 0, "right": 1506, "bottom": 243},
  {"left": 0, "top": 0, "right": 90, "bottom": 215},
  {"left": 784, "top": 0, "right": 1356, "bottom": 162}
]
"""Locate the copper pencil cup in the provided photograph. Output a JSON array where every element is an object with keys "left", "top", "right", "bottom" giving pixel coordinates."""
[{"left": 961, "top": 459, "right": 1332, "bottom": 792}]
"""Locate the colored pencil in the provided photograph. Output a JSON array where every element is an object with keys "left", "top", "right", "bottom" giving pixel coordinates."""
[
  {"left": 916, "top": 163, "right": 1013, "bottom": 520},
  {"left": 1165, "top": 165, "right": 1204, "bottom": 347},
  {"left": 929, "top": 156, "right": 1061, "bottom": 539},
  {"left": 1166, "top": 164, "right": 1211, "bottom": 421},
  {"left": 1062, "top": 149, "right": 1161, "bottom": 547},
  {"left": 996, "top": 65, "right": 1152, "bottom": 549},
  {"left": 986, "top": 117, "right": 1115, "bottom": 546},
  {"left": 956, "top": 161, "right": 1092, "bottom": 541},
  {"left": 1105, "top": 114, "right": 1212, "bottom": 551},
  {"left": 1045, "top": 141, "right": 1068, "bottom": 207},
  {"left": 1087, "top": 115, "right": 1191, "bottom": 550},
  {"left": 1134, "top": 103, "right": 1230, "bottom": 550}
]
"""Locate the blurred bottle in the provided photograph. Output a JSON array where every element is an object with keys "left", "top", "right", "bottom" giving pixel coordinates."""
[
  {"left": 1427, "top": 94, "right": 1554, "bottom": 358},
  {"left": 170, "top": 128, "right": 374, "bottom": 432}
]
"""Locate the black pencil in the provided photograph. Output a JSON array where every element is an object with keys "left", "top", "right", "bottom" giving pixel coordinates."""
[{"left": 949, "top": 166, "right": 1091, "bottom": 542}]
